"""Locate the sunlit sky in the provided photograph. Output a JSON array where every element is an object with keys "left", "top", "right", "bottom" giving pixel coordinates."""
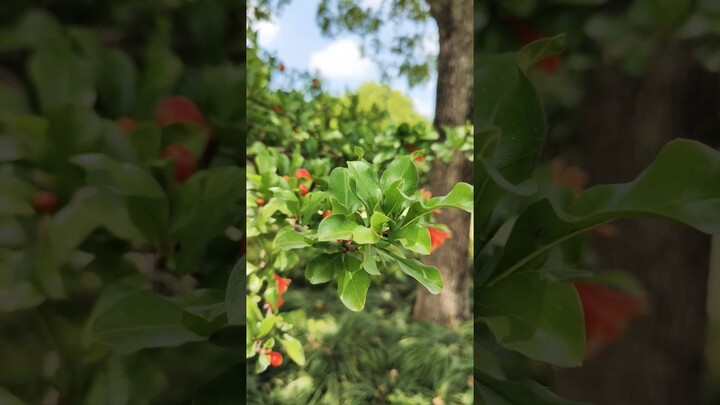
[{"left": 254, "top": 0, "right": 438, "bottom": 118}]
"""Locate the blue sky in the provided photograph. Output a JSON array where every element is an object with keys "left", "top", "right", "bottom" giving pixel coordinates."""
[{"left": 254, "top": 0, "right": 438, "bottom": 118}]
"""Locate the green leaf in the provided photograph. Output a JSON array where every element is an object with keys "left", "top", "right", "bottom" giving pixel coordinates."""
[
  {"left": 274, "top": 229, "right": 311, "bottom": 250},
  {"left": 476, "top": 371, "right": 590, "bottom": 405},
  {"left": 499, "top": 281, "right": 585, "bottom": 367},
  {"left": 257, "top": 316, "right": 278, "bottom": 338},
  {"left": 384, "top": 250, "right": 443, "bottom": 294},
  {"left": 34, "top": 187, "right": 143, "bottom": 298},
  {"left": 380, "top": 156, "right": 419, "bottom": 197},
  {"left": 84, "top": 357, "right": 129, "bottom": 405},
  {"left": 360, "top": 245, "right": 380, "bottom": 275},
  {"left": 477, "top": 272, "right": 546, "bottom": 343},
  {"left": 98, "top": 48, "right": 137, "bottom": 117},
  {"left": 352, "top": 225, "right": 381, "bottom": 244},
  {"left": 0, "top": 386, "right": 26, "bottom": 405},
  {"left": 89, "top": 290, "right": 205, "bottom": 353},
  {"left": 71, "top": 154, "right": 168, "bottom": 245},
  {"left": 328, "top": 167, "right": 362, "bottom": 214},
  {"left": 353, "top": 146, "right": 364, "bottom": 160},
  {"left": 225, "top": 259, "right": 245, "bottom": 325},
  {"left": 136, "top": 43, "right": 183, "bottom": 115},
  {"left": 337, "top": 255, "right": 370, "bottom": 311},
  {"left": 299, "top": 191, "right": 326, "bottom": 225},
  {"left": 476, "top": 51, "right": 546, "bottom": 244},
  {"left": 402, "top": 182, "right": 473, "bottom": 228},
  {"left": 516, "top": 34, "right": 567, "bottom": 74},
  {"left": 380, "top": 178, "right": 407, "bottom": 215},
  {"left": 410, "top": 227, "right": 432, "bottom": 255},
  {"left": 278, "top": 333, "right": 306, "bottom": 366},
  {"left": 491, "top": 140, "right": 720, "bottom": 284},
  {"left": 28, "top": 40, "right": 96, "bottom": 113},
  {"left": 0, "top": 9, "right": 61, "bottom": 51},
  {"left": 480, "top": 158, "right": 538, "bottom": 196},
  {"left": 317, "top": 214, "right": 360, "bottom": 241},
  {"left": 172, "top": 166, "right": 244, "bottom": 273},
  {"left": 347, "top": 160, "right": 382, "bottom": 212},
  {"left": 71, "top": 154, "right": 164, "bottom": 197},
  {"left": 305, "top": 253, "right": 343, "bottom": 284},
  {"left": 370, "top": 212, "right": 391, "bottom": 232},
  {"left": 390, "top": 225, "right": 431, "bottom": 255},
  {"left": 127, "top": 124, "right": 162, "bottom": 163}
]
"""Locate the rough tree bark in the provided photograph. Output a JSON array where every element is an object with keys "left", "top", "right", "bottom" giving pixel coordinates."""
[
  {"left": 412, "top": 0, "right": 473, "bottom": 326},
  {"left": 554, "top": 45, "right": 720, "bottom": 405}
]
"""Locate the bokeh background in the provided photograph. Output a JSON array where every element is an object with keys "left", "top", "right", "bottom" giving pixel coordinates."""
[{"left": 478, "top": 1, "right": 720, "bottom": 404}]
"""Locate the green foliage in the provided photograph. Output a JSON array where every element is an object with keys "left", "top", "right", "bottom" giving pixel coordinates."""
[
  {"left": 476, "top": 32, "right": 720, "bottom": 402},
  {"left": 347, "top": 82, "right": 429, "bottom": 126},
  {"left": 247, "top": 283, "right": 473, "bottom": 405},
  {"left": 246, "top": 135, "right": 472, "bottom": 371},
  {"left": 0, "top": 2, "right": 244, "bottom": 402}
]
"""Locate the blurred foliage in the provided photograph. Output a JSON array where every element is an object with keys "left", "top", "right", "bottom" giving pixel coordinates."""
[
  {"left": 247, "top": 281, "right": 473, "bottom": 405},
  {"left": 347, "top": 82, "right": 430, "bottom": 127},
  {"left": 0, "top": 1, "right": 245, "bottom": 403}
]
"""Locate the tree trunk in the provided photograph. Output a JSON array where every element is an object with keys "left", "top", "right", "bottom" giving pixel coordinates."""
[
  {"left": 554, "top": 44, "right": 719, "bottom": 405},
  {"left": 412, "top": 0, "right": 473, "bottom": 326}
]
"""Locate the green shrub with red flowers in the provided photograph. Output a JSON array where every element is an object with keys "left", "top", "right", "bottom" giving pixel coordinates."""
[
  {"left": 245, "top": 140, "right": 472, "bottom": 372},
  {"left": 0, "top": 3, "right": 246, "bottom": 403},
  {"left": 244, "top": 23, "right": 474, "bottom": 376}
]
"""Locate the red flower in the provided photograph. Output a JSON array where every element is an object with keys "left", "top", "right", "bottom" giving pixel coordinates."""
[
  {"left": 278, "top": 63, "right": 285, "bottom": 72},
  {"left": 33, "top": 191, "right": 57, "bottom": 214},
  {"left": 116, "top": 117, "right": 137, "bottom": 133},
  {"left": 269, "top": 351, "right": 283, "bottom": 367},
  {"left": 509, "top": 19, "right": 561, "bottom": 74},
  {"left": 257, "top": 198, "right": 265, "bottom": 206},
  {"left": 274, "top": 274, "right": 291, "bottom": 295},
  {"left": 266, "top": 274, "right": 291, "bottom": 311},
  {"left": 321, "top": 210, "right": 332, "bottom": 219},
  {"left": 294, "top": 168, "right": 312, "bottom": 181},
  {"left": 428, "top": 227, "right": 450, "bottom": 252},
  {"left": 537, "top": 55, "right": 560, "bottom": 74},
  {"left": 574, "top": 281, "right": 648, "bottom": 358},
  {"left": 298, "top": 184, "right": 309, "bottom": 196},
  {"left": 161, "top": 143, "right": 196, "bottom": 183},
  {"left": 551, "top": 159, "right": 588, "bottom": 197},
  {"left": 153, "top": 95, "right": 212, "bottom": 138},
  {"left": 273, "top": 104, "right": 282, "bottom": 114},
  {"left": 407, "top": 144, "right": 424, "bottom": 162},
  {"left": 265, "top": 296, "right": 284, "bottom": 311}
]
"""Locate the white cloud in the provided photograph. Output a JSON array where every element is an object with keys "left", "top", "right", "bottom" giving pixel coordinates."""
[
  {"left": 423, "top": 30, "right": 439, "bottom": 56},
  {"left": 409, "top": 76, "right": 437, "bottom": 118},
  {"left": 310, "top": 39, "right": 374, "bottom": 80},
  {"left": 361, "top": 0, "right": 383, "bottom": 10},
  {"left": 256, "top": 20, "right": 279, "bottom": 47},
  {"left": 414, "top": 98, "right": 434, "bottom": 118}
]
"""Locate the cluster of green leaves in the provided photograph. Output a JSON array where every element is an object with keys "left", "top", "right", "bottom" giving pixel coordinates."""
[
  {"left": 0, "top": 4, "right": 246, "bottom": 403},
  {"left": 279, "top": 150, "right": 473, "bottom": 310},
  {"left": 475, "top": 34, "right": 720, "bottom": 403},
  {"left": 245, "top": 139, "right": 472, "bottom": 373}
]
